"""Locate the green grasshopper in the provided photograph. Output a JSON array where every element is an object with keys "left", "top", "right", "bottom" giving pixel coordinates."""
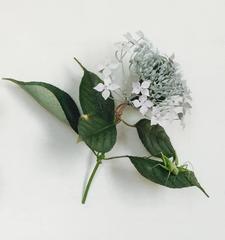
[{"left": 151, "top": 153, "right": 190, "bottom": 185}]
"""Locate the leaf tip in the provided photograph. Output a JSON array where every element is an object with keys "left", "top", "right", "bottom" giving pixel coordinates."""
[
  {"left": 199, "top": 186, "right": 210, "bottom": 198},
  {"left": 1, "top": 78, "right": 20, "bottom": 84},
  {"left": 2, "top": 77, "right": 13, "bottom": 81},
  {"left": 74, "top": 57, "right": 86, "bottom": 71}
]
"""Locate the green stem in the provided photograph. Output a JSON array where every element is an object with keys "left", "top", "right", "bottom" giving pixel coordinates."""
[
  {"left": 82, "top": 161, "right": 101, "bottom": 204},
  {"left": 104, "top": 155, "right": 129, "bottom": 160},
  {"left": 104, "top": 155, "right": 153, "bottom": 160}
]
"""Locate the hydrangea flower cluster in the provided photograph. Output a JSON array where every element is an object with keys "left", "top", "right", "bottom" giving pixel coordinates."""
[{"left": 94, "top": 31, "right": 192, "bottom": 125}]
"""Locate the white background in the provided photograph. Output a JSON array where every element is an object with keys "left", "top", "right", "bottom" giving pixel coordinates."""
[{"left": 0, "top": 0, "right": 225, "bottom": 239}]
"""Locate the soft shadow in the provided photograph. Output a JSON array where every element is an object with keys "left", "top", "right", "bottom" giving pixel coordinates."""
[
  {"left": 109, "top": 162, "right": 163, "bottom": 202},
  {"left": 106, "top": 123, "right": 166, "bottom": 205}
]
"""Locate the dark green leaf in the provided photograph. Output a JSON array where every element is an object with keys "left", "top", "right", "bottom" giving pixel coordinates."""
[
  {"left": 4, "top": 78, "right": 80, "bottom": 133},
  {"left": 75, "top": 58, "right": 117, "bottom": 153},
  {"left": 136, "top": 119, "right": 175, "bottom": 158},
  {"left": 129, "top": 156, "right": 209, "bottom": 197},
  {"left": 75, "top": 58, "right": 115, "bottom": 123},
  {"left": 78, "top": 114, "right": 117, "bottom": 153}
]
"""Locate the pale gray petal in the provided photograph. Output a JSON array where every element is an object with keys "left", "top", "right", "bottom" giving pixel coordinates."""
[
  {"left": 102, "top": 89, "right": 110, "bottom": 100},
  {"left": 144, "top": 100, "right": 153, "bottom": 108},
  {"left": 141, "top": 88, "right": 150, "bottom": 96},
  {"left": 141, "top": 81, "right": 150, "bottom": 89},
  {"left": 139, "top": 95, "right": 147, "bottom": 104},
  {"left": 140, "top": 105, "right": 148, "bottom": 115},
  {"left": 94, "top": 83, "right": 105, "bottom": 92}
]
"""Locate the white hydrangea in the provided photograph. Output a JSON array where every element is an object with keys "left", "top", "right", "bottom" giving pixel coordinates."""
[{"left": 94, "top": 31, "right": 192, "bottom": 125}]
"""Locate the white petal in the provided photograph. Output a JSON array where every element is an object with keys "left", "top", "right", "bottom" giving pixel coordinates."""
[
  {"left": 132, "top": 82, "right": 141, "bottom": 94},
  {"left": 102, "top": 67, "right": 111, "bottom": 77},
  {"left": 144, "top": 100, "right": 153, "bottom": 108},
  {"left": 139, "top": 95, "right": 147, "bottom": 104},
  {"left": 141, "top": 88, "right": 150, "bottom": 96},
  {"left": 141, "top": 81, "right": 150, "bottom": 89},
  {"left": 102, "top": 89, "right": 110, "bottom": 100},
  {"left": 103, "top": 77, "right": 112, "bottom": 86},
  {"left": 108, "top": 83, "right": 120, "bottom": 91},
  {"left": 132, "top": 99, "right": 141, "bottom": 108},
  {"left": 140, "top": 105, "right": 148, "bottom": 115},
  {"left": 94, "top": 83, "right": 105, "bottom": 92},
  {"left": 132, "top": 88, "right": 140, "bottom": 94}
]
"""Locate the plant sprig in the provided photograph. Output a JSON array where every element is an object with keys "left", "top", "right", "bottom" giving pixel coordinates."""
[{"left": 2, "top": 57, "right": 208, "bottom": 204}]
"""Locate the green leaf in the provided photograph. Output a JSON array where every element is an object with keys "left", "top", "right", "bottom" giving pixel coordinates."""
[
  {"left": 78, "top": 114, "right": 117, "bottom": 153},
  {"left": 136, "top": 119, "right": 175, "bottom": 158},
  {"left": 75, "top": 58, "right": 115, "bottom": 122},
  {"left": 4, "top": 78, "right": 80, "bottom": 133},
  {"left": 75, "top": 58, "right": 117, "bottom": 153},
  {"left": 129, "top": 156, "right": 209, "bottom": 197}
]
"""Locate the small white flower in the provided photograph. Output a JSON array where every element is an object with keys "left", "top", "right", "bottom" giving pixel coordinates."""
[
  {"left": 97, "top": 61, "right": 119, "bottom": 78},
  {"left": 94, "top": 77, "right": 120, "bottom": 100},
  {"left": 132, "top": 95, "right": 153, "bottom": 115},
  {"left": 132, "top": 81, "right": 150, "bottom": 96}
]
